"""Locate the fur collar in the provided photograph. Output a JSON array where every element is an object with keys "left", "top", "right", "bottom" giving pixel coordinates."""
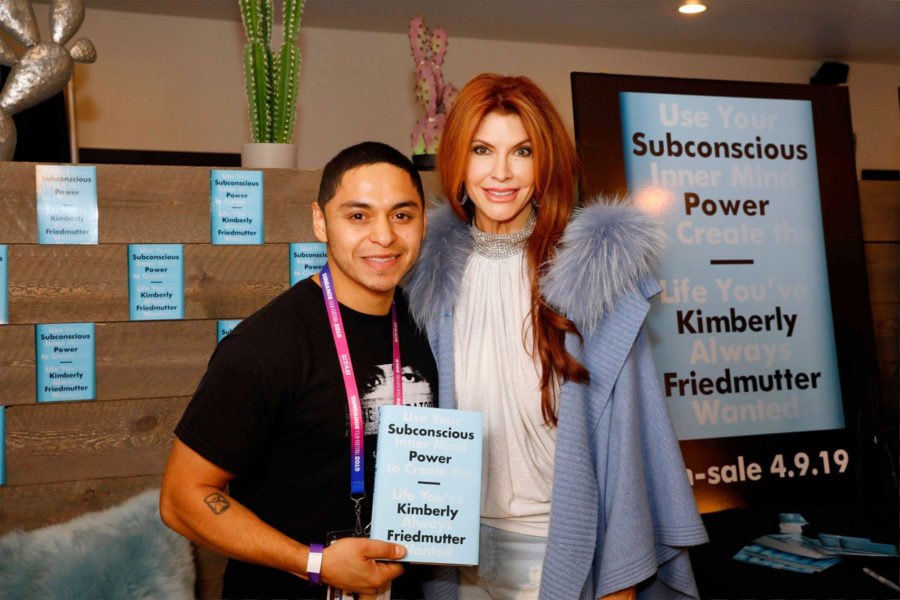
[{"left": 404, "top": 198, "right": 664, "bottom": 334}]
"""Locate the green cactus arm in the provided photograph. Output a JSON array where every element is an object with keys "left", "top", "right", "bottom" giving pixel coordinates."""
[
  {"left": 238, "top": 0, "right": 261, "bottom": 39},
  {"left": 283, "top": 0, "right": 304, "bottom": 45},
  {"left": 265, "top": 46, "right": 276, "bottom": 142},
  {"left": 243, "top": 41, "right": 271, "bottom": 142},
  {"left": 272, "top": 44, "right": 300, "bottom": 144},
  {"left": 260, "top": 0, "right": 273, "bottom": 47}
]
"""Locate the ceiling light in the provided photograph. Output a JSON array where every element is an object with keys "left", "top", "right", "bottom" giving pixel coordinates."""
[{"left": 679, "top": 0, "right": 707, "bottom": 14}]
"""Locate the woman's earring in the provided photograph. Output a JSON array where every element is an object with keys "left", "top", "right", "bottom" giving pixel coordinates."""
[
  {"left": 531, "top": 196, "right": 540, "bottom": 209},
  {"left": 460, "top": 188, "right": 469, "bottom": 206}
]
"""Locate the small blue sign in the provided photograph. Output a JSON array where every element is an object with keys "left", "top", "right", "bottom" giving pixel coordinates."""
[
  {"left": 0, "top": 245, "right": 7, "bottom": 324},
  {"left": 210, "top": 170, "right": 264, "bottom": 244},
  {"left": 35, "top": 322, "right": 96, "bottom": 402},
  {"left": 217, "top": 319, "right": 242, "bottom": 343},
  {"left": 36, "top": 165, "right": 99, "bottom": 244},
  {"left": 290, "top": 242, "right": 327, "bottom": 286},
  {"left": 128, "top": 244, "right": 185, "bottom": 320}
]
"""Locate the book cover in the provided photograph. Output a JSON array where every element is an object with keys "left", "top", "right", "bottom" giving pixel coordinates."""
[
  {"left": 217, "top": 319, "right": 242, "bottom": 343},
  {"left": 128, "top": 244, "right": 185, "bottom": 320},
  {"left": 210, "top": 170, "right": 264, "bottom": 244},
  {"left": 0, "top": 245, "right": 7, "bottom": 324},
  {"left": 35, "top": 322, "right": 96, "bottom": 402},
  {"left": 370, "top": 405, "right": 482, "bottom": 565},
  {"left": 289, "top": 243, "right": 327, "bottom": 286},
  {"left": 35, "top": 165, "right": 98, "bottom": 244}
]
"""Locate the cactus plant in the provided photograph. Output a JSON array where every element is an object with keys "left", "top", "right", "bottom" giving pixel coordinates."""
[
  {"left": 408, "top": 16, "right": 457, "bottom": 155},
  {"left": 239, "top": 0, "right": 303, "bottom": 144}
]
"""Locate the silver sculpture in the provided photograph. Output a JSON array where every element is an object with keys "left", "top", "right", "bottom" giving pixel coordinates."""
[{"left": 0, "top": 0, "right": 96, "bottom": 161}]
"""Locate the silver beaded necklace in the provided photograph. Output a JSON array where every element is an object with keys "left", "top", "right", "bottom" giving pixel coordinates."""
[{"left": 470, "top": 210, "right": 536, "bottom": 259}]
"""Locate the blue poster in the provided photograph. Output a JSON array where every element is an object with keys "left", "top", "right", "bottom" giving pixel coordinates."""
[
  {"left": 35, "top": 322, "right": 96, "bottom": 402},
  {"left": 217, "top": 319, "right": 242, "bottom": 342},
  {"left": 620, "top": 92, "right": 843, "bottom": 440},
  {"left": 35, "top": 165, "right": 99, "bottom": 244},
  {"left": 289, "top": 242, "right": 327, "bottom": 286},
  {"left": 128, "top": 244, "right": 185, "bottom": 320},
  {"left": 210, "top": 170, "right": 264, "bottom": 244},
  {"left": 0, "top": 245, "right": 7, "bottom": 324}
]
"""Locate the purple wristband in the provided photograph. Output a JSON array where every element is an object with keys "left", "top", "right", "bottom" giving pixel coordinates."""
[{"left": 307, "top": 543, "right": 324, "bottom": 585}]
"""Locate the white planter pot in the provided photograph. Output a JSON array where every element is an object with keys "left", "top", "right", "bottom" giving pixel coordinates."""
[{"left": 241, "top": 143, "right": 298, "bottom": 169}]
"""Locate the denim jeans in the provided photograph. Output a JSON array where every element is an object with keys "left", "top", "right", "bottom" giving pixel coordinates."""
[{"left": 458, "top": 524, "right": 548, "bottom": 600}]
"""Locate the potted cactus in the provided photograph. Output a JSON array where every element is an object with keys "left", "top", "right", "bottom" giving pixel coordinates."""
[
  {"left": 408, "top": 16, "right": 457, "bottom": 170},
  {"left": 239, "top": 0, "right": 303, "bottom": 168}
]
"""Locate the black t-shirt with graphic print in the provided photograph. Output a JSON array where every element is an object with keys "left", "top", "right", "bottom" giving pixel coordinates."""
[{"left": 175, "top": 277, "right": 438, "bottom": 599}]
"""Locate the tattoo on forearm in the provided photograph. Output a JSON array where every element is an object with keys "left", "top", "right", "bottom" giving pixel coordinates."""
[{"left": 204, "top": 492, "right": 231, "bottom": 515}]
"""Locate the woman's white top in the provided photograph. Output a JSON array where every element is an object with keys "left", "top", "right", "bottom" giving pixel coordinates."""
[{"left": 453, "top": 213, "right": 556, "bottom": 537}]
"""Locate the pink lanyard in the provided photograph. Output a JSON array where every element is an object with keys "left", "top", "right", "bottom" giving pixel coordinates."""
[{"left": 319, "top": 263, "right": 403, "bottom": 505}]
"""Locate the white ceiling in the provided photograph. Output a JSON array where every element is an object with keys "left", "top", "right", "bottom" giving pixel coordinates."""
[{"left": 78, "top": 0, "right": 898, "bottom": 64}]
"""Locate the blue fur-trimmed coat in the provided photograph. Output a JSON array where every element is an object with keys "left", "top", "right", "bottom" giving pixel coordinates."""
[{"left": 405, "top": 201, "right": 708, "bottom": 600}]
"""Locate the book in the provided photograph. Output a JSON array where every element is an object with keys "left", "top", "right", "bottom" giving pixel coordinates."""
[
  {"left": 217, "top": 319, "right": 242, "bottom": 343},
  {"left": 290, "top": 242, "right": 327, "bottom": 286},
  {"left": 35, "top": 322, "right": 96, "bottom": 402},
  {"left": 35, "top": 165, "right": 98, "bottom": 245},
  {"left": 210, "top": 170, "right": 264, "bottom": 244},
  {"left": 128, "top": 244, "right": 185, "bottom": 320},
  {"left": 370, "top": 405, "right": 482, "bottom": 565}
]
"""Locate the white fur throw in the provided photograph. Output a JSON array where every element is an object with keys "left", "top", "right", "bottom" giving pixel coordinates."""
[{"left": 0, "top": 488, "right": 194, "bottom": 599}]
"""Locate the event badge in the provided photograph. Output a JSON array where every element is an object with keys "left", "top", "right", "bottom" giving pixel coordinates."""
[{"left": 325, "top": 530, "right": 391, "bottom": 600}]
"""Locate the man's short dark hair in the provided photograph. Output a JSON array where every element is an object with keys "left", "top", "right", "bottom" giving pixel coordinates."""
[{"left": 317, "top": 142, "right": 424, "bottom": 206}]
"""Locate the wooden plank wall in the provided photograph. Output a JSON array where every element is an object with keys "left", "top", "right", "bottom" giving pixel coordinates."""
[
  {"left": 0, "top": 162, "right": 896, "bottom": 599},
  {"left": 0, "top": 162, "right": 441, "bottom": 599}
]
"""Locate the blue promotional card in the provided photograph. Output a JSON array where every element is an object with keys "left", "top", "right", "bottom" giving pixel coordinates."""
[
  {"left": 35, "top": 165, "right": 99, "bottom": 244},
  {"left": 370, "top": 405, "right": 482, "bottom": 565},
  {"left": 217, "top": 319, "right": 242, "bottom": 343},
  {"left": 0, "top": 245, "right": 7, "bottom": 324},
  {"left": 0, "top": 406, "right": 5, "bottom": 485},
  {"left": 289, "top": 243, "right": 327, "bottom": 286},
  {"left": 210, "top": 170, "right": 264, "bottom": 244},
  {"left": 619, "top": 92, "right": 843, "bottom": 440},
  {"left": 35, "top": 322, "right": 96, "bottom": 402},
  {"left": 128, "top": 244, "right": 185, "bottom": 320}
]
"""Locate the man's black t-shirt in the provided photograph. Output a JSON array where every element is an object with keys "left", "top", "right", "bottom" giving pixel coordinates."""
[{"left": 175, "top": 277, "right": 438, "bottom": 599}]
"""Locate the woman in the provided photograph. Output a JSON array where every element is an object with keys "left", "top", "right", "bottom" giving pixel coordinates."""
[{"left": 406, "top": 74, "right": 707, "bottom": 600}]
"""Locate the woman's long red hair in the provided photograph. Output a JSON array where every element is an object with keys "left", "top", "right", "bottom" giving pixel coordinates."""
[{"left": 436, "top": 73, "right": 589, "bottom": 425}]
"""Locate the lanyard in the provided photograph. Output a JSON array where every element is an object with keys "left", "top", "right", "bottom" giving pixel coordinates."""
[{"left": 319, "top": 264, "right": 403, "bottom": 515}]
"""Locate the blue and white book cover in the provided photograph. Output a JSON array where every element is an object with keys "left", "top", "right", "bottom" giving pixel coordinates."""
[
  {"left": 35, "top": 322, "right": 96, "bottom": 402},
  {"left": 217, "top": 319, "right": 242, "bottom": 343},
  {"left": 370, "top": 405, "right": 482, "bottom": 565},
  {"left": 128, "top": 244, "right": 185, "bottom": 320},
  {"left": 0, "top": 244, "right": 7, "bottom": 324},
  {"left": 35, "top": 165, "right": 98, "bottom": 244},
  {"left": 289, "top": 243, "right": 327, "bottom": 286},
  {"left": 210, "top": 170, "right": 264, "bottom": 244},
  {"left": 0, "top": 406, "right": 5, "bottom": 485}
]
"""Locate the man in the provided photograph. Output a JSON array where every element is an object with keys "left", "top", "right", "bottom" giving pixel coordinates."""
[{"left": 160, "top": 142, "right": 435, "bottom": 599}]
